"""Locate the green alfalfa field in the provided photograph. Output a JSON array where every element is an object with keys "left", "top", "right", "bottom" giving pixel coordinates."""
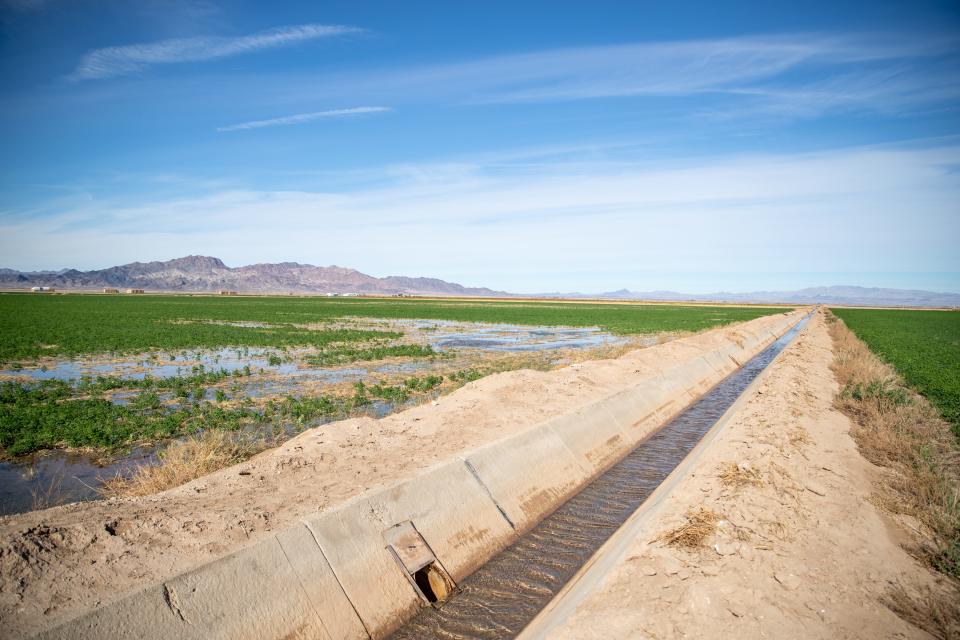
[
  {"left": 832, "top": 308, "right": 960, "bottom": 436},
  {"left": 0, "top": 293, "right": 787, "bottom": 456},
  {"left": 0, "top": 292, "right": 785, "bottom": 361}
]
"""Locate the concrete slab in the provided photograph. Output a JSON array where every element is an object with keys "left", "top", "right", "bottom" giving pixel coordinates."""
[
  {"left": 161, "top": 536, "right": 331, "bottom": 640},
  {"left": 276, "top": 523, "right": 369, "bottom": 640},
  {"left": 32, "top": 585, "right": 175, "bottom": 640},
  {"left": 546, "top": 403, "right": 632, "bottom": 476},
  {"left": 35, "top": 536, "right": 333, "bottom": 640},
  {"left": 465, "top": 426, "right": 590, "bottom": 532},
  {"left": 306, "top": 460, "right": 514, "bottom": 638}
]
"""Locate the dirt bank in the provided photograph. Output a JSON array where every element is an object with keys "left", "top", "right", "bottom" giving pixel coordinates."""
[
  {"left": 0, "top": 311, "right": 801, "bottom": 638},
  {"left": 527, "top": 310, "right": 958, "bottom": 639}
]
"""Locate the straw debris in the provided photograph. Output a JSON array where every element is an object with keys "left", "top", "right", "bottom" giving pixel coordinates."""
[
  {"left": 101, "top": 431, "right": 265, "bottom": 498},
  {"left": 657, "top": 507, "right": 722, "bottom": 549},
  {"left": 718, "top": 462, "right": 763, "bottom": 489},
  {"left": 883, "top": 583, "right": 960, "bottom": 640}
]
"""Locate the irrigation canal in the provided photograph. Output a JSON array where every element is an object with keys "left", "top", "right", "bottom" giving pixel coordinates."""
[{"left": 390, "top": 314, "right": 810, "bottom": 639}]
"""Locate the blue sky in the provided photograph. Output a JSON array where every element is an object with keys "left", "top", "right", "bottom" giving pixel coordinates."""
[{"left": 1, "top": 0, "right": 958, "bottom": 293}]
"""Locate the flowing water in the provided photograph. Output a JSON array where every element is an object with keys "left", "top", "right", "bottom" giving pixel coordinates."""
[{"left": 391, "top": 315, "right": 809, "bottom": 639}]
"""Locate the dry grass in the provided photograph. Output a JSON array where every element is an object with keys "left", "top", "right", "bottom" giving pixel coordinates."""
[
  {"left": 718, "top": 462, "right": 763, "bottom": 489},
  {"left": 788, "top": 426, "right": 812, "bottom": 448},
  {"left": 884, "top": 583, "right": 960, "bottom": 640},
  {"left": 829, "top": 314, "right": 960, "bottom": 579},
  {"left": 30, "top": 468, "right": 69, "bottom": 511},
  {"left": 656, "top": 507, "right": 722, "bottom": 549},
  {"left": 100, "top": 431, "right": 266, "bottom": 498}
]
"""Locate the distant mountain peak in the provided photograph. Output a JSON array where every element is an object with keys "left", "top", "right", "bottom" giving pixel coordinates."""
[{"left": 153, "top": 255, "right": 228, "bottom": 271}]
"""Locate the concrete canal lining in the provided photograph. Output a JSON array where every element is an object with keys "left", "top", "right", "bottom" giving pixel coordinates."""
[
  {"left": 516, "top": 313, "right": 809, "bottom": 639},
  {"left": 32, "top": 310, "right": 805, "bottom": 640}
]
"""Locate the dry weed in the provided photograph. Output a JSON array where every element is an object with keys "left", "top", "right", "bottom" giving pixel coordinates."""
[
  {"left": 760, "top": 518, "right": 791, "bottom": 543},
  {"left": 101, "top": 431, "right": 265, "bottom": 498},
  {"left": 718, "top": 462, "right": 763, "bottom": 489},
  {"left": 788, "top": 427, "right": 812, "bottom": 448},
  {"left": 883, "top": 583, "right": 960, "bottom": 640},
  {"left": 657, "top": 507, "right": 722, "bottom": 549},
  {"left": 767, "top": 461, "right": 804, "bottom": 506},
  {"left": 829, "top": 315, "right": 960, "bottom": 579},
  {"left": 30, "top": 469, "right": 69, "bottom": 511},
  {"left": 867, "top": 491, "right": 913, "bottom": 519}
]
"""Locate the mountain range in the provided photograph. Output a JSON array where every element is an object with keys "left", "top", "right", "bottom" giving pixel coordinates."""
[
  {"left": 2, "top": 256, "right": 958, "bottom": 307},
  {"left": 551, "top": 286, "right": 960, "bottom": 308},
  {"left": 0, "top": 256, "right": 504, "bottom": 297}
]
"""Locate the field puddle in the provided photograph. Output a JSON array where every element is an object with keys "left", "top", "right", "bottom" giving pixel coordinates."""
[
  {"left": 409, "top": 320, "right": 624, "bottom": 352},
  {"left": 0, "top": 323, "right": 624, "bottom": 382},
  {"left": 0, "top": 448, "right": 157, "bottom": 513},
  {"left": 0, "top": 393, "right": 420, "bottom": 515}
]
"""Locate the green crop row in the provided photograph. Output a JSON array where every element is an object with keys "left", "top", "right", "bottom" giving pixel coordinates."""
[
  {"left": 832, "top": 308, "right": 960, "bottom": 436},
  {"left": 74, "top": 367, "right": 253, "bottom": 394}
]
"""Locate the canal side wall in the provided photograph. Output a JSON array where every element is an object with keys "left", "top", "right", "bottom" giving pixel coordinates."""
[
  {"left": 33, "top": 310, "right": 805, "bottom": 640},
  {"left": 516, "top": 313, "right": 811, "bottom": 640}
]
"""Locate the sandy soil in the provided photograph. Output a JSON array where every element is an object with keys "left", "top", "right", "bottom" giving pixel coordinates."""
[
  {"left": 537, "top": 311, "right": 957, "bottom": 640},
  {"left": 0, "top": 311, "right": 800, "bottom": 638}
]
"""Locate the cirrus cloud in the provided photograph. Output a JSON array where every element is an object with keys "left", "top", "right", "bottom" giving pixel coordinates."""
[
  {"left": 216, "top": 106, "right": 392, "bottom": 132},
  {"left": 69, "top": 23, "right": 363, "bottom": 81}
]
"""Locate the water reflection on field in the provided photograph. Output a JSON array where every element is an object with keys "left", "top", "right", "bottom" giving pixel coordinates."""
[{"left": 0, "top": 319, "right": 642, "bottom": 516}]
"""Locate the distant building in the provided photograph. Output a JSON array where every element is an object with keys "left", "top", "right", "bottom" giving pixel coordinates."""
[
  {"left": 30, "top": 286, "right": 53, "bottom": 292},
  {"left": 219, "top": 290, "right": 238, "bottom": 296},
  {"left": 103, "top": 288, "right": 119, "bottom": 294},
  {"left": 125, "top": 288, "right": 145, "bottom": 294}
]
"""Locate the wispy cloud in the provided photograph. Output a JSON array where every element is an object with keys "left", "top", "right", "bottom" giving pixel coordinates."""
[
  {"left": 70, "top": 23, "right": 363, "bottom": 81},
  {"left": 249, "top": 32, "right": 958, "bottom": 121},
  {"left": 216, "top": 106, "right": 391, "bottom": 132},
  {"left": 455, "top": 33, "right": 959, "bottom": 105}
]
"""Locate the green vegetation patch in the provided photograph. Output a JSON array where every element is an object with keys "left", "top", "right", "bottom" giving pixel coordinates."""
[
  {"left": 0, "top": 293, "right": 785, "bottom": 362},
  {"left": 0, "top": 373, "right": 451, "bottom": 457},
  {"left": 75, "top": 366, "right": 252, "bottom": 395},
  {"left": 0, "top": 379, "right": 254, "bottom": 456},
  {"left": 832, "top": 308, "right": 960, "bottom": 434},
  {"left": 0, "top": 294, "right": 398, "bottom": 361}
]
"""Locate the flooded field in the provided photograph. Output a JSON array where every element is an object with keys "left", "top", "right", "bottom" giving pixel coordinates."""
[{"left": 0, "top": 319, "right": 640, "bottom": 515}]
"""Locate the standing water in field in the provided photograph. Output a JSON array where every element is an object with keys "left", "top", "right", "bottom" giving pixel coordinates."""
[{"left": 0, "top": 320, "right": 633, "bottom": 516}]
